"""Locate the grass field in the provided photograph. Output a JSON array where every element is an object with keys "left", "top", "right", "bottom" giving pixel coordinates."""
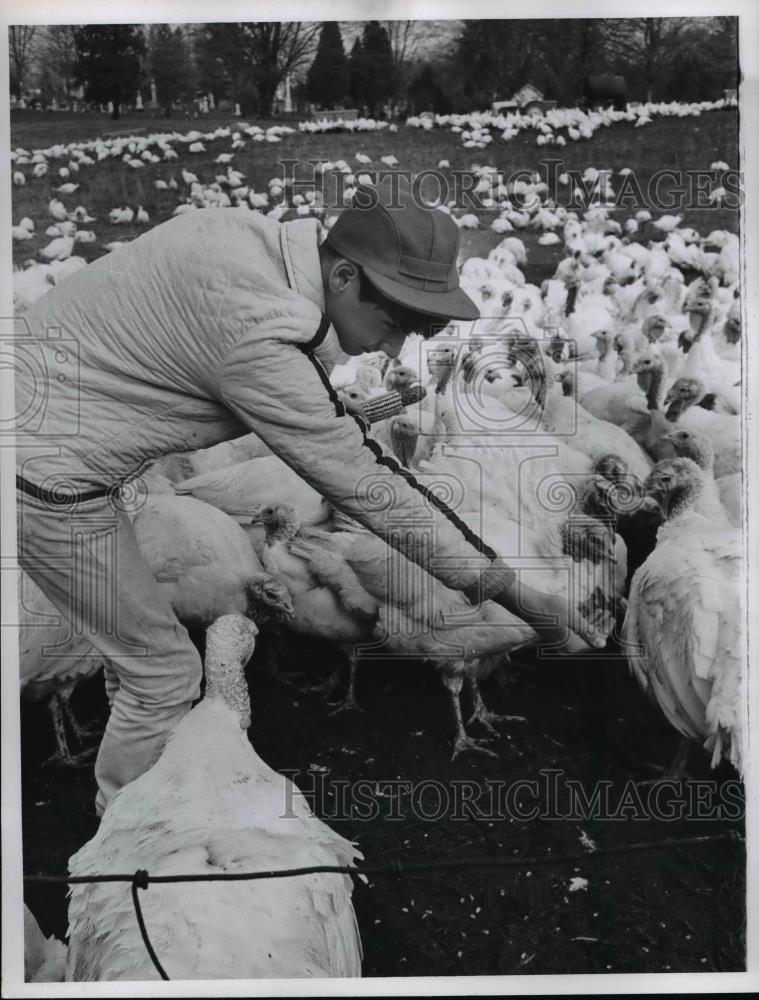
[
  {"left": 11, "top": 107, "right": 740, "bottom": 283},
  {"left": 13, "top": 106, "right": 745, "bottom": 979}
]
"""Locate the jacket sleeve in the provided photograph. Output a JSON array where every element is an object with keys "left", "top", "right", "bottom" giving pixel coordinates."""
[{"left": 218, "top": 312, "right": 516, "bottom": 603}]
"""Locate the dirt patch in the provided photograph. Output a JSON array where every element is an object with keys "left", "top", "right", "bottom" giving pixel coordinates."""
[{"left": 20, "top": 633, "right": 745, "bottom": 977}]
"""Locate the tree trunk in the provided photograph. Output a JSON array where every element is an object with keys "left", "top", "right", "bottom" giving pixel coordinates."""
[{"left": 258, "top": 79, "right": 277, "bottom": 119}]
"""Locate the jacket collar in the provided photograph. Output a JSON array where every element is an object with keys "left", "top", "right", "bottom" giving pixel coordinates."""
[{"left": 280, "top": 220, "right": 344, "bottom": 373}]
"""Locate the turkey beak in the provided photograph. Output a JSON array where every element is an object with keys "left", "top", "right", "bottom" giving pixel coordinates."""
[
  {"left": 644, "top": 481, "right": 669, "bottom": 515},
  {"left": 277, "top": 591, "right": 295, "bottom": 617},
  {"left": 637, "top": 495, "right": 663, "bottom": 519},
  {"left": 259, "top": 580, "right": 294, "bottom": 617},
  {"left": 664, "top": 399, "right": 683, "bottom": 421}
]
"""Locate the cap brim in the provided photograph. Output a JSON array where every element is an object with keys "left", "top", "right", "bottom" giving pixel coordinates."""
[{"left": 361, "top": 263, "right": 481, "bottom": 322}]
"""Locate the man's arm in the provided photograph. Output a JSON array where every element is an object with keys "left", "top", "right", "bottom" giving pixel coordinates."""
[
  {"left": 218, "top": 315, "right": 514, "bottom": 600},
  {"left": 219, "top": 316, "right": 602, "bottom": 649}
]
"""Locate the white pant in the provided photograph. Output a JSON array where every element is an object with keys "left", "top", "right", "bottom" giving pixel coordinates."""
[{"left": 17, "top": 488, "right": 202, "bottom": 815}]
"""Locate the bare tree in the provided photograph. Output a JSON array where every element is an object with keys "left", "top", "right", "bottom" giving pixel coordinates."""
[
  {"left": 641, "top": 18, "right": 686, "bottom": 100},
  {"left": 384, "top": 21, "right": 420, "bottom": 68},
  {"left": 196, "top": 21, "right": 319, "bottom": 116},
  {"left": 8, "top": 25, "right": 38, "bottom": 98},
  {"left": 41, "top": 25, "right": 79, "bottom": 99},
  {"left": 602, "top": 17, "right": 687, "bottom": 100}
]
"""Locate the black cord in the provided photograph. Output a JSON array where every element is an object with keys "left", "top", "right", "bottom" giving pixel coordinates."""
[
  {"left": 26, "top": 830, "right": 742, "bottom": 983},
  {"left": 28, "top": 830, "right": 741, "bottom": 886},
  {"left": 130, "top": 871, "right": 169, "bottom": 981}
]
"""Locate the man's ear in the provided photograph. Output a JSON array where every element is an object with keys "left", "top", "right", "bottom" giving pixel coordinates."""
[{"left": 327, "top": 257, "right": 359, "bottom": 294}]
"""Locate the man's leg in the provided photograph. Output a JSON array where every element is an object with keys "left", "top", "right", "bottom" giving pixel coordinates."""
[{"left": 17, "top": 492, "right": 202, "bottom": 815}]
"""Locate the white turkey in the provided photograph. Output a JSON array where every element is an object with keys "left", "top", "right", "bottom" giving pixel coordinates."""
[
  {"left": 579, "top": 353, "right": 673, "bottom": 461},
  {"left": 154, "top": 432, "right": 273, "bottom": 480},
  {"left": 363, "top": 425, "right": 618, "bottom": 752},
  {"left": 371, "top": 506, "right": 616, "bottom": 758},
  {"left": 24, "top": 904, "right": 66, "bottom": 982},
  {"left": 662, "top": 428, "right": 741, "bottom": 528},
  {"left": 130, "top": 493, "right": 293, "bottom": 629},
  {"left": 622, "top": 458, "right": 743, "bottom": 778},
  {"left": 66, "top": 614, "right": 363, "bottom": 981},
  {"left": 663, "top": 377, "right": 740, "bottom": 478},
  {"left": 173, "top": 455, "right": 333, "bottom": 530},
  {"left": 680, "top": 281, "right": 740, "bottom": 413},
  {"left": 573, "top": 453, "right": 663, "bottom": 588},
  {"left": 268, "top": 480, "right": 613, "bottom": 755},
  {"left": 19, "top": 492, "right": 293, "bottom": 764},
  {"left": 489, "top": 337, "right": 654, "bottom": 480},
  {"left": 254, "top": 503, "right": 379, "bottom": 710},
  {"left": 712, "top": 293, "right": 741, "bottom": 363}
]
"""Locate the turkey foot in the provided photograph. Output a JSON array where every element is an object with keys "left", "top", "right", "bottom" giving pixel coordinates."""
[
  {"left": 452, "top": 732, "right": 499, "bottom": 760},
  {"left": 328, "top": 654, "right": 363, "bottom": 715},
  {"left": 640, "top": 737, "right": 692, "bottom": 784},
  {"left": 466, "top": 678, "right": 526, "bottom": 733}
]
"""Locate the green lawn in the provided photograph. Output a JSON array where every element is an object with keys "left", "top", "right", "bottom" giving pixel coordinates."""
[{"left": 11, "top": 108, "right": 740, "bottom": 283}]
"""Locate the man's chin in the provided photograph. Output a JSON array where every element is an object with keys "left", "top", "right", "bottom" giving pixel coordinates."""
[
  {"left": 337, "top": 338, "right": 381, "bottom": 356},
  {"left": 336, "top": 341, "right": 360, "bottom": 356}
]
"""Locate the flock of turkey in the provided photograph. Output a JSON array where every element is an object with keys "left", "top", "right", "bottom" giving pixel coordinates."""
[
  {"left": 407, "top": 96, "right": 737, "bottom": 149},
  {"left": 17, "top": 169, "right": 745, "bottom": 979}
]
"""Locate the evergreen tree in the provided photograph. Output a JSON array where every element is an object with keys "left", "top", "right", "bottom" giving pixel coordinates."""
[
  {"left": 359, "top": 21, "right": 395, "bottom": 116},
  {"left": 407, "top": 63, "right": 450, "bottom": 114},
  {"left": 195, "top": 23, "right": 253, "bottom": 105},
  {"left": 348, "top": 37, "right": 367, "bottom": 109},
  {"left": 148, "top": 24, "right": 195, "bottom": 114},
  {"left": 306, "top": 22, "right": 348, "bottom": 109},
  {"left": 73, "top": 24, "right": 145, "bottom": 119},
  {"left": 453, "top": 21, "right": 540, "bottom": 108}
]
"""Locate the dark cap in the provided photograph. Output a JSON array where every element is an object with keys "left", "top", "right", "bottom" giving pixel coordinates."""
[{"left": 326, "top": 178, "right": 480, "bottom": 322}]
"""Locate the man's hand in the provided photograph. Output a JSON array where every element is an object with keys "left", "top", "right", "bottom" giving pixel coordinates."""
[
  {"left": 341, "top": 395, "right": 368, "bottom": 419},
  {"left": 492, "top": 580, "right": 607, "bottom": 653}
]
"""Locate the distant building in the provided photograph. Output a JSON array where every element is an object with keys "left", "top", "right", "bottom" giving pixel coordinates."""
[{"left": 512, "top": 84, "right": 544, "bottom": 105}]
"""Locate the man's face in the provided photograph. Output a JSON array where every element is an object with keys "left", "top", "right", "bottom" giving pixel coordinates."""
[{"left": 323, "top": 258, "right": 409, "bottom": 358}]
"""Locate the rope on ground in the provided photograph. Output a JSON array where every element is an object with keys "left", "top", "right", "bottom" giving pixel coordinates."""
[{"left": 24, "top": 830, "right": 743, "bottom": 981}]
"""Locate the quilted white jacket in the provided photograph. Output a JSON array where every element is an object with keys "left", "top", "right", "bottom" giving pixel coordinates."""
[{"left": 14, "top": 209, "right": 514, "bottom": 599}]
